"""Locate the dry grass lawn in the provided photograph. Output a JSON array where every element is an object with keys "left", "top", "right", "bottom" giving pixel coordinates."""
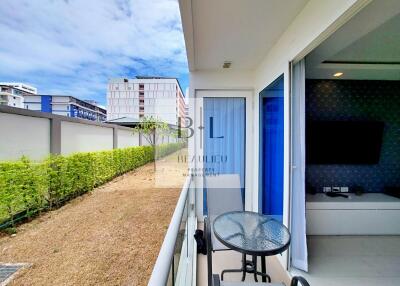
[{"left": 0, "top": 150, "right": 187, "bottom": 286}]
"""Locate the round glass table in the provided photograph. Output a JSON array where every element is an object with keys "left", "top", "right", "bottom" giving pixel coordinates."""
[{"left": 213, "top": 211, "right": 291, "bottom": 282}]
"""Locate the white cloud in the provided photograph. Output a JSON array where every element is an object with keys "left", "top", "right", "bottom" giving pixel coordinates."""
[{"left": 0, "top": 0, "right": 188, "bottom": 104}]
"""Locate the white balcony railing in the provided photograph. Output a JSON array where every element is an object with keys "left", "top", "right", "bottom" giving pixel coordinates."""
[{"left": 148, "top": 176, "right": 197, "bottom": 286}]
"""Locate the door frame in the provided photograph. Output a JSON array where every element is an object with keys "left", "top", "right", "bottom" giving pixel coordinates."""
[{"left": 194, "top": 89, "right": 254, "bottom": 217}]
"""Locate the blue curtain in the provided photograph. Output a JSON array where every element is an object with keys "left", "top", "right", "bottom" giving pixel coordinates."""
[
  {"left": 262, "top": 96, "right": 284, "bottom": 220},
  {"left": 203, "top": 97, "right": 245, "bottom": 213}
]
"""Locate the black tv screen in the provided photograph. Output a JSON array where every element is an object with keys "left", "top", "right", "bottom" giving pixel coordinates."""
[{"left": 306, "top": 121, "right": 384, "bottom": 164}]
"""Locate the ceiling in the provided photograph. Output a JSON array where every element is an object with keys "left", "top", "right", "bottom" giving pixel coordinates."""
[
  {"left": 181, "top": 0, "right": 309, "bottom": 71},
  {"left": 306, "top": 0, "right": 400, "bottom": 80}
]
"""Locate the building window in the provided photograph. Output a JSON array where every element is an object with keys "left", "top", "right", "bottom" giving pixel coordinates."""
[{"left": 139, "top": 91, "right": 144, "bottom": 96}]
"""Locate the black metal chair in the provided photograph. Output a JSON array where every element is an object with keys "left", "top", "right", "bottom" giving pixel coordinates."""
[
  {"left": 204, "top": 174, "right": 245, "bottom": 280},
  {"left": 211, "top": 274, "right": 310, "bottom": 286}
]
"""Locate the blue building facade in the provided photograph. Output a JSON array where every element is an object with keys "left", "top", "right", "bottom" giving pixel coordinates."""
[{"left": 24, "top": 95, "right": 107, "bottom": 122}]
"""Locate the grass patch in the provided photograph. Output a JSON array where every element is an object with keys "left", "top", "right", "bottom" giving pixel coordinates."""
[{"left": 0, "top": 143, "right": 184, "bottom": 229}]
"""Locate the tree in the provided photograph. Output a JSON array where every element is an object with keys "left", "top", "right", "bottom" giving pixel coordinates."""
[{"left": 133, "top": 116, "right": 170, "bottom": 146}]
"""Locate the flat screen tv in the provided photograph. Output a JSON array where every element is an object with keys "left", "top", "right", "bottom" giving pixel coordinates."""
[{"left": 306, "top": 121, "right": 384, "bottom": 164}]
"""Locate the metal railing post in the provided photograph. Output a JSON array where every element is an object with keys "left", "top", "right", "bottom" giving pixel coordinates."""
[{"left": 148, "top": 176, "right": 191, "bottom": 286}]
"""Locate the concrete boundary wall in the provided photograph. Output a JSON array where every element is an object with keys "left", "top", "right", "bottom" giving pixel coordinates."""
[{"left": 0, "top": 106, "right": 141, "bottom": 161}]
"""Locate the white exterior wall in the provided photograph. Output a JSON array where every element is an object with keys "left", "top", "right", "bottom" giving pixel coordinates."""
[
  {"left": 0, "top": 108, "right": 154, "bottom": 161},
  {"left": 51, "top": 96, "right": 71, "bottom": 117},
  {"left": 52, "top": 104, "right": 70, "bottom": 117},
  {"left": 24, "top": 95, "right": 42, "bottom": 111},
  {"left": 251, "top": 0, "right": 370, "bottom": 268},
  {"left": 187, "top": 0, "right": 371, "bottom": 269},
  {"left": 60, "top": 121, "right": 114, "bottom": 155},
  {"left": 189, "top": 0, "right": 371, "bottom": 212},
  {"left": 9, "top": 95, "right": 24, "bottom": 108},
  {"left": 140, "top": 135, "right": 152, "bottom": 146},
  {"left": 253, "top": 0, "right": 371, "bottom": 230},
  {"left": 117, "top": 129, "right": 140, "bottom": 148},
  {"left": 0, "top": 93, "right": 24, "bottom": 108},
  {"left": 0, "top": 82, "right": 37, "bottom": 94},
  {"left": 0, "top": 113, "right": 50, "bottom": 160},
  {"left": 1, "top": 83, "right": 37, "bottom": 109}
]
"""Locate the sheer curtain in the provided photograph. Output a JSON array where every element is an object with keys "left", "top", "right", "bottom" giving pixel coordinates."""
[
  {"left": 291, "top": 59, "right": 308, "bottom": 271},
  {"left": 203, "top": 97, "right": 246, "bottom": 214}
]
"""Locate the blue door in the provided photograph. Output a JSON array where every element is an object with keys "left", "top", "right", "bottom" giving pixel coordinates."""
[
  {"left": 261, "top": 77, "right": 284, "bottom": 220},
  {"left": 203, "top": 97, "right": 245, "bottom": 213}
]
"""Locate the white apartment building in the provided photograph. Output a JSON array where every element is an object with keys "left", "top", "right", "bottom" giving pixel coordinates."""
[
  {"left": 0, "top": 82, "right": 37, "bottom": 108},
  {"left": 107, "top": 76, "right": 186, "bottom": 125}
]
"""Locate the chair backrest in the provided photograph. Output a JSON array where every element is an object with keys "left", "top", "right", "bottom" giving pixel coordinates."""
[
  {"left": 291, "top": 276, "right": 310, "bottom": 286},
  {"left": 205, "top": 174, "right": 244, "bottom": 216},
  {"left": 206, "top": 216, "right": 224, "bottom": 286},
  {"left": 206, "top": 216, "right": 213, "bottom": 286}
]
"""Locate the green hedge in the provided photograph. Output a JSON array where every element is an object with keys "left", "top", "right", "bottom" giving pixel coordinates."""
[{"left": 0, "top": 143, "right": 184, "bottom": 227}]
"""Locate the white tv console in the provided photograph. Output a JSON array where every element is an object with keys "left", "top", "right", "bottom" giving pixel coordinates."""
[{"left": 306, "top": 193, "right": 400, "bottom": 235}]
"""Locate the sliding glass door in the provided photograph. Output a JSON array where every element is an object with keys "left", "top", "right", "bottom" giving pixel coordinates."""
[{"left": 260, "top": 76, "right": 284, "bottom": 221}]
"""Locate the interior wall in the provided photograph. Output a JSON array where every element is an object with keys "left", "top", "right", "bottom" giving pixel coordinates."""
[{"left": 306, "top": 79, "right": 400, "bottom": 193}]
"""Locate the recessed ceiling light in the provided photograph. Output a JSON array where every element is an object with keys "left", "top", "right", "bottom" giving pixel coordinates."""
[
  {"left": 333, "top": 72, "right": 344, "bottom": 77},
  {"left": 223, "top": 61, "right": 232, "bottom": 69}
]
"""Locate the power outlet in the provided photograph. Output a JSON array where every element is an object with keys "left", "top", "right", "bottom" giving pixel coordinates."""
[
  {"left": 323, "top": 187, "right": 332, "bottom": 193},
  {"left": 340, "top": 187, "right": 349, "bottom": 193}
]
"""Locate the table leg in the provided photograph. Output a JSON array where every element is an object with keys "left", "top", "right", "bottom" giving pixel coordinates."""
[
  {"left": 241, "top": 253, "right": 246, "bottom": 281},
  {"left": 252, "top": 255, "right": 258, "bottom": 282},
  {"left": 261, "top": 255, "right": 266, "bottom": 282},
  {"left": 221, "top": 254, "right": 248, "bottom": 281}
]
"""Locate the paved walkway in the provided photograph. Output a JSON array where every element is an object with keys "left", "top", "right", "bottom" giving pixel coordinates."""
[{"left": 0, "top": 150, "right": 186, "bottom": 286}]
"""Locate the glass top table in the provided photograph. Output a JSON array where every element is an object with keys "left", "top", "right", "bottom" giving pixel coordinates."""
[{"left": 213, "top": 211, "right": 291, "bottom": 256}]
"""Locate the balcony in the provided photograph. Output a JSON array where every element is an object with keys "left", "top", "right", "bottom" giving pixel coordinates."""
[{"left": 148, "top": 176, "right": 298, "bottom": 286}]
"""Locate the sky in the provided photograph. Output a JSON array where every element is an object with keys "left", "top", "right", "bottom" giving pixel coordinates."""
[{"left": 0, "top": 0, "right": 188, "bottom": 105}]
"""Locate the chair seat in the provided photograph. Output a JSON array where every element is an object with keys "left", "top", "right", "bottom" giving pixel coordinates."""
[{"left": 221, "top": 282, "right": 285, "bottom": 286}]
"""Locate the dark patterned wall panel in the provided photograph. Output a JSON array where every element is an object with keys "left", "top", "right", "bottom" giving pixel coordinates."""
[{"left": 306, "top": 79, "right": 400, "bottom": 193}]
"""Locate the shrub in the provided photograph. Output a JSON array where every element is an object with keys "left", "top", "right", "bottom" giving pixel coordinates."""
[
  {"left": 0, "top": 143, "right": 182, "bottom": 228},
  {"left": 156, "top": 142, "right": 186, "bottom": 159}
]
